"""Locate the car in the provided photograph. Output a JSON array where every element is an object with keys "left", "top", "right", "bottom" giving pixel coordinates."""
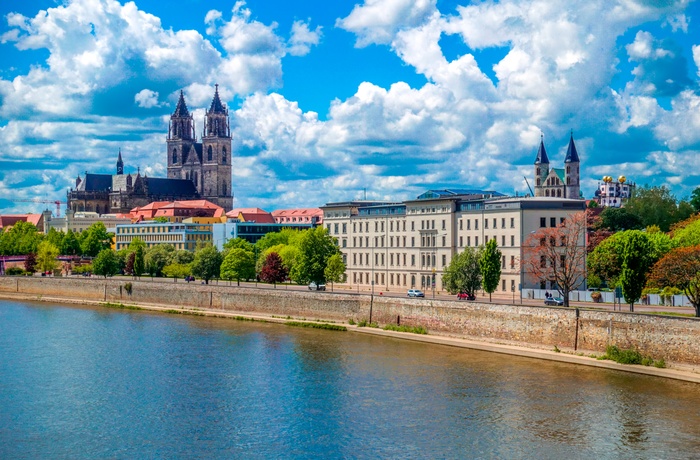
[
  {"left": 185, "top": 275, "right": 195, "bottom": 282},
  {"left": 308, "top": 282, "right": 326, "bottom": 291},
  {"left": 457, "top": 292, "right": 476, "bottom": 301},
  {"left": 544, "top": 297, "right": 565, "bottom": 306},
  {"left": 407, "top": 289, "right": 425, "bottom": 298}
]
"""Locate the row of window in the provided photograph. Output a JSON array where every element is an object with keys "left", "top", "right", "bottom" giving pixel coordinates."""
[
  {"left": 172, "top": 146, "right": 227, "bottom": 164},
  {"left": 540, "top": 217, "right": 566, "bottom": 228},
  {"left": 331, "top": 216, "right": 519, "bottom": 236}
]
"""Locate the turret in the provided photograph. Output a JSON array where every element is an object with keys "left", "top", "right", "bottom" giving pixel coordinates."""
[{"left": 116, "top": 149, "right": 124, "bottom": 175}]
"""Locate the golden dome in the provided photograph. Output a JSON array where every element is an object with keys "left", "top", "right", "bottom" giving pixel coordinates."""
[
  {"left": 602, "top": 176, "right": 612, "bottom": 183},
  {"left": 618, "top": 175, "right": 626, "bottom": 183}
]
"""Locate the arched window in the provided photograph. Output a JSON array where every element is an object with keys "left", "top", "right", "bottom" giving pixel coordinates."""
[
  {"left": 172, "top": 148, "right": 177, "bottom": 163},
  {"left": 194, "top": 172, "right": 198, "bottom": 187},
  {"left": 222, "top": 147, "right": 227, "bottom": 164},
  {"left": 536, "top": 167, "right": 540, "bottom": 176},
  {"left": 557, "top": 189, "right": 562, "bottom": 197},
  {"left": 536, "top": 178, "right": 541, "bottom": 186},
  {"left": 545, "top": 189, "right": 550, "bottom": 197},
  {"left": 207, "top": 146, "right": 213, "bottom": 161}
]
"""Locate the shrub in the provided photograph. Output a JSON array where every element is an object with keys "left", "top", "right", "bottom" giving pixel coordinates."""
[
  {"left": 124, "top": 282, "right": 132, "bottom": 295},
  {"left": 383, "top": 324, "right": 428, "bottom": 334},
  {"left": 5, "top": 267, "right": 25, "bottom": 276},
  {"left": 348, "top": 318, "right": 356, "bottom": 325}
]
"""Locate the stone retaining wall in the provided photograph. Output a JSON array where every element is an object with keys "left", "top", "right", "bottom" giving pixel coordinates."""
[{"left": 1, "top": 276, "right": 699, "bottom": 365}]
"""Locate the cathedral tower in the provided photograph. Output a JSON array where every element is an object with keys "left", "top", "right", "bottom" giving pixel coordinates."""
[
  {"left": 116, "top": 149, "right": 124, "bottom": 175},
  {"left": 201, "top": 84, "right": 233, "bottom": 209},
  {"left": 534, "top": 134, "right": 549, "bottom": 197},
  {"left": 167, "top": 90, "right": 196, "bottom": 183},
  {"left": 564, "top": 132, "right": 581, "bottom": 199}
]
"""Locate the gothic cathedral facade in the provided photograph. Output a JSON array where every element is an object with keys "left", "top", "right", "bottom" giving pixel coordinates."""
[
  {"left": 167, "top": 85, "right": 233, "bottom": 210},
  {"left": 534, "top": 133, "right": 581, "bottom": 199}
]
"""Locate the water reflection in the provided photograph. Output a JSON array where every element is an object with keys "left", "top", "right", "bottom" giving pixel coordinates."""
[{"left": 2, "top": 300, "right": 700, "bottom": 459}]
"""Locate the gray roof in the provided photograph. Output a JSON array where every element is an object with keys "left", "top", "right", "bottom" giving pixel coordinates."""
[
  {"left": 145, "top": 177, "right": 197, "bottom": 196},
  {"left": 78, "top": 173, "right": 113, "bottom": 192}
]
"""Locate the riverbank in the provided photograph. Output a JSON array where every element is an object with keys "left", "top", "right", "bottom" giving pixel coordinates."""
[{"left": 1, "top": 277, "right": 699, "bottom": 384}]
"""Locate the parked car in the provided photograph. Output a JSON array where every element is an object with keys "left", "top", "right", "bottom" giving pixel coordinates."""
[
  {"left": 308, "top": 282, "right": 326, "bottom": 291},
  {"left": 544, "top": 297, "right": 565, "bottom": 306},
  {"left": 457, "top": 292, "right": 476, "bottom": 301},
  {"left": 185, "top": 275, "right": 195, "bottom": 282},
  {"left": 407, "top": 289, "right": 425, "bottom": 298}
]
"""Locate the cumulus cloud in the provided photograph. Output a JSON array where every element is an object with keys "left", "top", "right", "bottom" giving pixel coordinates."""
[
  {"left": 288, "top": 20, "right": 322, "bottom": 56},
  {"left": 134, "top": 89, "right": 161, "bottom": 108},
  {"left": 625, "top": 30, "right": 692, "bottom": 97}
]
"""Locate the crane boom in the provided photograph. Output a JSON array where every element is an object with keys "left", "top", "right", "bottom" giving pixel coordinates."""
[
  {"left": 523, "top": 176, "right": 534, "bottom": 196},
  {"left": 11, "top": 199, "right": 66, "bottom": 217}
]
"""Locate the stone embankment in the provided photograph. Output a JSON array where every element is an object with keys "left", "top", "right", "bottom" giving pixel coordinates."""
[{"left": 1, "top": 276, "right": 699, "bottom": 371}]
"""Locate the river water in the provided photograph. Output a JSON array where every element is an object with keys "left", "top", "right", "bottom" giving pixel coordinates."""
[{"left": 1, "top": 300, "right": 699, "bottom": 459}]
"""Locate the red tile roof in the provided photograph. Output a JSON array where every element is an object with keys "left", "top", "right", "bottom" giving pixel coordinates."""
[{"left": 271, "top": 208, "right": 323, "bottom": 224}]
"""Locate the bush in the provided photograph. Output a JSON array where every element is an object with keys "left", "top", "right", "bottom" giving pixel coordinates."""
[
  {"left": 5, "top": 267, "right": 25, "bottom": 276},
  {"left": 601, "top": 345, "right": 665, "bottom": 367},
  {"left": 382, "top": 324, "right": 428, "bottom": 334}
]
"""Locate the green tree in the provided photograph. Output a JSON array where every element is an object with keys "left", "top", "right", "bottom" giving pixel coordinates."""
[
  {"left": 61, "top": 229, "right": 81, "bottom": 256},
  {"left": 93, "top": 249, "right": 120, "bottom": 278},
  {"left": 672, "top": 217, "right": 700, "bottom": 248},
  {"left": 597, "top": 207, "right": 643, "bottom": 232},
  {"left": 46, "top": 228, "right": 65, "bottom": 251},
  {"left": 191, "top": 244, "right": 223, "bottom": 284},
  {"left": 479, "top": 239, "right": 502, "bottom": 301},
  {"left": 133, "top": 243, "right": 146, "bottom": 277},
  {"left": 625, "top": 185, "right": 689, "bottom": 232},
  {"left": 36, "top": 241, "right": 60, "bottom": 274},
  {"left": 0, "top": 221, "right": 42, "bottom": 255},
  {"left": 254, "top": 229, "right": 300, "bottom": 254},
  {"left": 324, "top": 253, "right": 346, "bottom": 291},
  {"left": 144, "top": 244, "right": 174, "bottom": 277},
  {"left": 259, "top": 252, "right": 288, "bottom": 286},
  {"left": 619, "top": 232, "right": 653, "bottom": 312},
  {"left": 293, "top": 227, "right": 340, "bottom": 284},
  {"left": 153, "top": 216, "right": 169, "bottom": 223},
  {"left": 171, "top": 249, "right": 195, "bottom": 265},
  {"left": 223, "top": 237, "right": 254, "bottom": 254},
  {"left": 80, "top": 222, "right": 113, "bottom": 257},
  {"left": 442, "top": 247, "right": 483, "bottom": 296},
  {"left": 647, "top": 246, "right": 700, "bottom": 317},
  {"left": 691, "top": 187, "right": 700, "bottom": 213},
  {"left": 220, "top": 248, "right": 255, "bottom": 285},
  {"left": 162, "top": 263, "right": 192, "bottom": 280}
]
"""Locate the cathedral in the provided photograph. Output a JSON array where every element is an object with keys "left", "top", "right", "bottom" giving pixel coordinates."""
[
  {"left": 67, "top": 86, "right": 234, "bottom": 214},
  {"left": 534, "top": 133, "right": 581, "bottom": 199}
]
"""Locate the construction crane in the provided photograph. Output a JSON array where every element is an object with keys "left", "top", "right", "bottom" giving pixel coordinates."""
[
  {"left": 11, "top": 199, "right": 66, "bottom": 217},
  {"left": 523, "top": 176, "right": 534, "bottom": 196}
]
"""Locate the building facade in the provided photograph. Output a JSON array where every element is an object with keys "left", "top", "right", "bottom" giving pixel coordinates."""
[
  {"left": 322, "top": 191, "right": 586, "bottom": 295},
  {"left": 594, "top": 176, "right": 635, "bottom": 207},
  {"left": 43, "top": 209, "right": 132, "bottom": 235},
  {"left": 115, "top": 222, "right": 212, "bottom": 251},
  {"left": 212, "top": 222, "right": 315, "bottom": 250}
]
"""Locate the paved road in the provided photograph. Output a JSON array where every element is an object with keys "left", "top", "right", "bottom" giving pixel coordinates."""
[{"left": 70, "top": 274, "right": 696, "bottom": 316}]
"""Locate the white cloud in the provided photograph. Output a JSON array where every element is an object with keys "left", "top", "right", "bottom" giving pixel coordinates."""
[
  {"left": 134, "top": 89, "right": 161, "bottom": 108},
  {"left": 288, "top": 20, "right": 322, "bottom": 56},
  {"left": 663, "top": 13, "right": 689, "bottom": 32}
]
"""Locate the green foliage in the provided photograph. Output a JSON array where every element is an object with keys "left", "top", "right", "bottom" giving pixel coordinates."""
[
  {"left": 93, "top": 249, "right": 120, "bottom": 278},
  {"left": 324, "top": 253, "right": 346, "bottom": 289},
  {"left": 170, "top": 249, "right": 194, "bottom": 265},
  {"left": 442, "top": 246, "right": 482, "bottom": 295},
  {"left": 46, "top": 228, "right": 65, "bottom": 251},
  {"left": 382, "top": 324, "right": 428, "bottom": 334},
  {"left": 479, "top": 239, "right": 502, "bottom": 301},
  {"left": 254, "top": 229, "right": 300, "bottom": 254},
  {"left": 672, "top": 218, "right": 700, "bottom": 248},
  {"left": 348, "top": 318, "right": 356, "bottom": 325},
  {"left": 133, "top": 245, "right": 146, "bottom": 276},
  {"left": 284, "top": 321, "right": 347, "bottom": 331},
  {"left": 5, "top": 267, "right": 26, "bottom": 275},
  {"left": 293, "top": 227, "right": 340, "bottom": 284},
  {"left": 72, "top": 264, "right": 93, "bottom": 274},
  {"left": 123, "top": 282, "right": 132, "bottom": 295},
  {"left": 191, "top": 244, "right": 223, "bottom": 284},
  {"left": 153, "top": 217, "right": 169, "bottom": 223},
  {"left": 144, "top": 244, "right": 174, "bottom": 277},
  {"left": 223, "top": 237, "right": 254, "bottom": 254},
  {"left": 61, "top": 229, "right": 81, "bottom": 256},
  {"left": 80, "top": 222, "right": 113, "bottom": 257},
  {"left": 587, "top": 273, "right": 602, "bottom": 289},
  {"left": 36, "top": 241, "right": 60, "bottom": 273},
  {"left": 220, "top": 248, "right": 255, "bottom": 284},
  {"left": 625, "top": 185, "right": 693, "bottom": 232},
  {"left": 619, "top": 232, "right": 653, "bottom": 309},
  {"left": 0, "top": 221, "right": 42, "bottom": 255},
  {"left": 162, "top": 263, "right": 192, "bottom": 279},
  {"left": 587, "top": 200, "right": 598, "bottom": 208},
  {"left": 691, "top": 187, "right": 700, "bottom": 213},
  {"left": 597, "top": 207, "right": 643, "bottom": 232},
  {"left": 600, "top": 345, "right": 665, "bottom": 367}
]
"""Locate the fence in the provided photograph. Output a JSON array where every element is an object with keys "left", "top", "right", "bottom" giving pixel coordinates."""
[{"left": 522, "top": 288, "right": 691, "bottom": 307}]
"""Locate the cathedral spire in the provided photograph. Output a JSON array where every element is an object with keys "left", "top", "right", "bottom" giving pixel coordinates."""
[
  {"left": 208, "top": 84, "right": 226, "bottom": 114},
  {"left": 173, "top": 90, "right": 190, "bottom": 117},
  {"left": 116, "top": 148, "right": 124, "bottom": 175},
  {"left": 565, "top": 131, "right": 580, "bottom": 163}
]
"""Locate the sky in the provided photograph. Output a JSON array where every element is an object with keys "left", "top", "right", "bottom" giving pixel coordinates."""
[{"left": 1, "top": 0, "right": 699, "bottom": 214}]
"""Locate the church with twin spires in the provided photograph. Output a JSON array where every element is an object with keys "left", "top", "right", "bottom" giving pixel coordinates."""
[
  {"left": 533, "top": 133, "right": 581, "bottom": 199},
  {"left": 67, "top": 86, "right": 234, "bottom": 214}
]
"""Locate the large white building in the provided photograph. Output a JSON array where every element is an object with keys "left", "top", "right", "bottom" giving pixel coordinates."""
[
  {"left": 321, "top": 190, "right": 586, "bottom": 295},
  {"left": 594, "top": 176, "right": 635, "bottom": 208}
]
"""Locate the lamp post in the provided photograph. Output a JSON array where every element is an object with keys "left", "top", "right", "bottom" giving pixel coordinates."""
[{"left": 432, "top": 267, "right": 436, "bottom": 299}]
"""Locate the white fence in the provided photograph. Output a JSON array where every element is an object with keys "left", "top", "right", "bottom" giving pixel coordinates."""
[{"left": 522, "top": 289, "right": 691, "bottom": 307}]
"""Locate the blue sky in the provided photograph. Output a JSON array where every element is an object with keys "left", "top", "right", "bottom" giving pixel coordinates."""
[{"left": 1, "top": 0, "right": 699, "bottom": 214}]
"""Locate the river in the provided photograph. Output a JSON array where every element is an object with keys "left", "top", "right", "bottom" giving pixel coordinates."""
[{"left": 1, "top": 300, "right": 699, "bottom": 459}]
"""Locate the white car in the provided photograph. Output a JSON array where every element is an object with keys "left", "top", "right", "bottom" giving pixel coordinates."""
[
  {"left": 407, "top": 289, "right": 425, "bottom": 298},
  {"left": 308, "top": 282, "right": 326, "bottom": 291}
]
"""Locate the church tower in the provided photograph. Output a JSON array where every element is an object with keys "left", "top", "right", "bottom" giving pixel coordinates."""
[
  {"left": 564, "top": 132, "right": 581, "bottom": 199},
  {"left": 201, "top": 84, "right": 233, "bottom": 209},
  {"left": 167, "top": 91, "right": 196, "bottom": 183},
  {"left": 534, "top": 134, "right": 549, "bottom": 197}
]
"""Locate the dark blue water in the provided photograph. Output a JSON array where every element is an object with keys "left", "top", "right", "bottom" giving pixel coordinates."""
[{"left": 2, "top": 300, "right": 700, "bottom": 459}]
